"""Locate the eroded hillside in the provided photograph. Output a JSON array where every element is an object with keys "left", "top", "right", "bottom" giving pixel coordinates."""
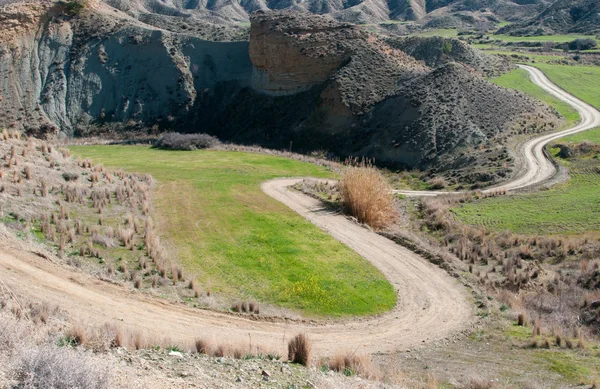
[{"left": 0, "top": 4, "right": 561, "bottom": 181}]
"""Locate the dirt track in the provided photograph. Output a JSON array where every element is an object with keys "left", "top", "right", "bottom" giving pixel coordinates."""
[
  {"left": 0, "top": 179, "right": 473, "bottom": 356},
  {"left": 395, "top": 65, "right": 600, "bottom": 197},
  {"left": 0, "top": 65, "right": 596, "bottom": 357}
]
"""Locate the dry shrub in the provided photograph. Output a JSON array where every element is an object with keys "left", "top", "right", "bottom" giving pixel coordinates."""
[
  {"left": 328, "top": 352, "right": 379, "bottom": 378},
  {"left": 14, "top": 344, "right": 111, "bottom": 389},
  {"left": 232, "top": 348, "right": 243, "bottom": 359},
  {"left": 132, "top": 332, "right": 143, "bottom": 350},
  {"left": 31, "top": 303, "right": 49, "bottom": 325},
  {"left": 92, "top": 232, "right": 115, "bottom": 249},
  {"left": 195, "top": 338, "right": 210, "bottom": 354},
  {"left": 428, "top": 177, "right": 447, "bottom": 189},
  {"left": 112, "top": 327, "right": 125, "bottom": 348},
  {"left": 133, "top": 274, "right": 142, "bottom": 289},
  {"left": 288, "top": 333, "right": 311, "bottom": 366},
  {"left": 231, "top": 302, "right": 242, "bottom": 313},
  {"left": 213, "top": 344, "right": 226, "bottom": 357},
  {"left": 339, "top": 160, "right": 396, "bottom": 230},
  {"left": 65, "top": 325, "right": 87, "bottom": 346}
]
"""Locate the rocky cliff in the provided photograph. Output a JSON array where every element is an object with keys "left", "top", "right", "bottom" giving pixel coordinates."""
[
  {"left": 0, "top": 4, "right": 560, "bottom": 179},
  {"left": 0, "top": 1, "right": 252, "bottom": 135}
]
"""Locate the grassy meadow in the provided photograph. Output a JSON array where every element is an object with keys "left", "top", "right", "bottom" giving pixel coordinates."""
[
  {"left": 533, "top": 64, "right": 600, "bottom": 111},
  {"left": 452, "top": 58, "right": 600, "bottom": 236},
  {"left": 491, "top": 68, "right": 580, "bottom": 126},
  {"left": 452, "top": 133, "right": 600, "bottom": 235},
  {"left": 69, "top": 146, "right": 396, "bottom": 317}
]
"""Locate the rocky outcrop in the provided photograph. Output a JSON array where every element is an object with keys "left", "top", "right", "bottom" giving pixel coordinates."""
[
  {"left": 0, "top": 2, "right": 252, "bottom": 134},
  {"left": 249, "top": 11, "right": 427, "bottom": 113},
  {"left": 249, "top": 12, "right": 359, "bottom": 95}
]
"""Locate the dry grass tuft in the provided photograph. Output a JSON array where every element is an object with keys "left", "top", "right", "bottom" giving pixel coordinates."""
[
  {"left": 65, "top": 325, "right": 88, "bottom": 346},
  {"left": 132, "top": 332, "right": 144, "bottom": 350},
  {"left": 339, "top": 159, "right": 397, "bottom": 230},
  {"left": 327, "top": 352, "right": 379, "bottom": 378},
  {"left": 195, "top": 338, "right": 211, "bottom": 354},
  {"left": 213, "top": 344, "right": 226, "bottom": 357},
  {"left": 288, "top": 333, "right": 311, "bottom": 366}
]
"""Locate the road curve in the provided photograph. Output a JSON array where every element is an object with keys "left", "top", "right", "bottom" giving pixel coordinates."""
[
  {"left": 0, "top": 178, "right": 473, "bottom": 357},
  {"left": 396, "top": 65, "right": 600, "bottom": 197}
]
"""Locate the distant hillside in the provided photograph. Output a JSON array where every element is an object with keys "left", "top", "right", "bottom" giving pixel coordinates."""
[
  {"left": 95, "top": 0, "right": 554, "bottom": 27},
  {"left": 387, "top": 36, "right": 512, "bottom": 77},
  {"left": 498, "top": 0, "right": 600, "bottom": 35}
]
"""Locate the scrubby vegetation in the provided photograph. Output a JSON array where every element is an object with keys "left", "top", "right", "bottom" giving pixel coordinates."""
[
  {"left": 287, "top": 334, "right": 311, "bottom": 367},
  {"left": 153, "top": 133, "right": 220, "bottom": 151}
]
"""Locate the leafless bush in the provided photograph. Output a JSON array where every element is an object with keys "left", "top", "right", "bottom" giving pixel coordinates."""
[
  {"left": 92, "top": 232, "right": 115, "bottom": 249},
  {"left": 427, "top": 177, "right": 447, "bottom": 190},
  {"left": 195, "top": 338, "right": 210, "bottom": 354},
  {"left": 153, "top": 133, "right": 220, "bottom": 151},
  {"left": 339, "top": 159, "right": 397, "bottom": 230},
  {"left": 14, "top": 344, "right": 111, "bottom": 389},
  {"left": 327, "top": 352, "right": 379, "bottom": 378},
  {"left": 288, "top": 333, "right": 311, "bottom": 366}
]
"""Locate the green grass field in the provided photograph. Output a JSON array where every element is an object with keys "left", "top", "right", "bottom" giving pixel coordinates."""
[
  {"left": 561, "top": 127, "right": 600, "bottom": 144},
  {"left": 492, "top": 34, "right": 599, "bottom": 44},
  {"left": 533, "top": 64, "right": 600, "bottom": 111},
  {"left": 491, "top": 68, "right": 580, "bottom": 126},
  {"left": 69, "top": 146, "right": 396, "bottom": 317},
  {"left": 452, "top": 145, "right": 600, "bottom": 235}
]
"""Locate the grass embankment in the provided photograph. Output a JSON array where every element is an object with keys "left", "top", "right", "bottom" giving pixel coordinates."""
[
  {"left": 453, "top": 129, "right": 600, "bottom": 235},
  {"left": 533, "top": 64, "right": 600, "bottom": 110},
  {"left": 70, "top": 146, "right": 396, "bottom": 317},
  {"left": 491, "top": 68, "right": 580, "bottom": 127}
]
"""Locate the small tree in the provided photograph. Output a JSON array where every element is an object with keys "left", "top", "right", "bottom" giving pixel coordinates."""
[{"left": 62, "top": 0, "right": 88, "bottom": 16}]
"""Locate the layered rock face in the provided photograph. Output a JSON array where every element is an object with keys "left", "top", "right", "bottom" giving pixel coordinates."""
[
  {"left": 249, "top": 12, "right": 358, "bottom": 95},
  {"left": 0, "top": 2, "right": 252, "bottom": 134}
]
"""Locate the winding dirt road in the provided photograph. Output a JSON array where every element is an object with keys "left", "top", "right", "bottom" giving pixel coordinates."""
[
  {"left": 0, "top": 179, "right": 473, "bottom": 356},
  {"left": 396, "top": 65, "right": 600, "bottom": 197},
  {"left": 0, "top": 65, "right": 597, "bottom": 357}
]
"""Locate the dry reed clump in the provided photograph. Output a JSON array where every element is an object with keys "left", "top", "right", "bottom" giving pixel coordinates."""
[
  {"left": 413, "top": 187, "right": 600, "bottom": 335},
  {"left": 231, "top": 301, "right": 260, "bottom": 314},
  {"left": 327, "top": 352, "right": 379, "bottom": 379},
  {"left": 64, "top": 325, "right": 88, "bottom": 346},
  {"left": 339, "top": 159, "right": 397, "bottom": 230},
  {"left": 288, "top": 334, "right": 311, "bottom": 366},
  {"left": 195, "top": 338, "right": 211, "bottom": 355}
]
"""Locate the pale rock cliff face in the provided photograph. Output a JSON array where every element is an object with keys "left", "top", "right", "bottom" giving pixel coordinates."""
[{"left": 248, "top": 12, "right": 357, "bottom": 95}]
